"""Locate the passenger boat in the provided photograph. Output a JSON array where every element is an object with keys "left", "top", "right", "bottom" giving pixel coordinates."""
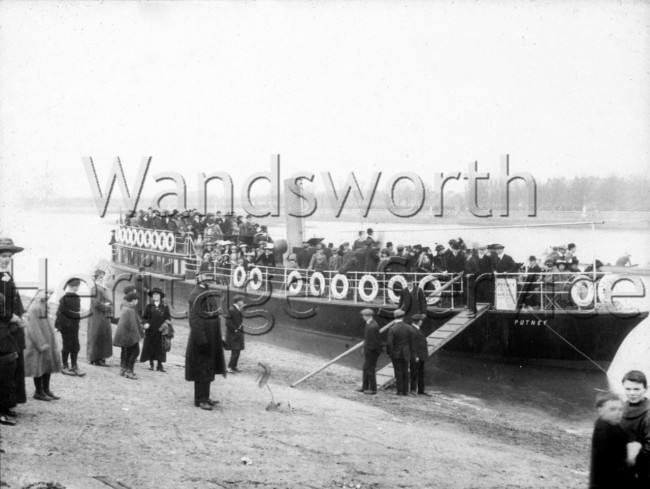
[{"left": 108, "top": 221, "right": 649, "bottom": 371}]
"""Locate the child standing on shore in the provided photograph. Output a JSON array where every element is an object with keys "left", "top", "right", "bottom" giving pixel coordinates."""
[
  {"left": 55, "top": 278, "right": 85, "bottom": 377},
  {"left": 113, "top": 291, "right": 143, "bottom": 380},
  {"left": 589, "top": 392, "right": 636, "bottom": 489}
]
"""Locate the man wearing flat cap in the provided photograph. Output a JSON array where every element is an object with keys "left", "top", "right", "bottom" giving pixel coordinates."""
[
  {"left": 225, "top": 295, "right": 245, "bottom": 373},
  {"left": 55, "top": 278, "right": 85, "bottom": 377},
  {"left": 408, "top": 314, "right": 430, "bottom": 396},
  {"left": 359, "top": 309, "right": 381, "bottom": 395},
  {"left": 386, "top": 309, "right": 413, "bottom": 396}
]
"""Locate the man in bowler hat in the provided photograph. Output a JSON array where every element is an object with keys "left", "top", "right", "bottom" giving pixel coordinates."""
[
  {"left": 386, "top": 309, "right": 413, "bottom": 396},
  {"left": 185, "top": 274, "right": 226, "bottom": 410},
  {"left": 409, "top": 314, "right": 431, "bottom": 396}
]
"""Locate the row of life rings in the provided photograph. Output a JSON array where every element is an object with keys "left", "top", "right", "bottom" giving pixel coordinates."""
[
  {"left": 115, "top": 228, "right": 176, "bottom": 252},
  {"left": 283, "top": 272, "right": 442, "bottom": 303},
  {"left": 232, "top": 266, "right": 265, "bottom": 291}
]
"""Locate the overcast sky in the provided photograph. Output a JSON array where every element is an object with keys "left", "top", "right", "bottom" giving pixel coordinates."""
[{"left": 1, "top": 1, "right": 649, "bottom": 210}]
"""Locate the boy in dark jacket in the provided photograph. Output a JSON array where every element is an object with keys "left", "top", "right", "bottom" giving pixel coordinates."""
[
  {"left": 589, "top": 392, "right": 635, "bottom": 488},
  {"left": 55, "top": 278, "right": 85, "bottom": 377},
  {"left": 620, "top": 370, "right": 650, "bottom": 488}
]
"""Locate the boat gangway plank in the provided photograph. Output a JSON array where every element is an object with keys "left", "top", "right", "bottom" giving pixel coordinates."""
[{"left": 377, "top": 303, "right": 491, "bottom": 390}]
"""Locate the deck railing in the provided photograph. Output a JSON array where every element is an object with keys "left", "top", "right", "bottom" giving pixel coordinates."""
[{"left": 112, "top": 226, "right": 637, "bottom": 311}]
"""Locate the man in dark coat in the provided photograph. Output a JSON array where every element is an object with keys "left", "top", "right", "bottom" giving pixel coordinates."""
[
  {"left": 398, "top": 275, "right": 427, "bottom": 323},
  {"left": 359, "top": 308, "right": 381, "bottom": 395},
  {"left": 443, "top": 240, "right": 466, "bottom": 273},
  {"left": 255, "top": 246, "right": 276, "bottom": 268},
  {"left": 465, "top": 244, "right": 494, "bottom": 304},
  {"left": 386, "top": 310, "right": 413, "bottom": 396},
  {"left": 225, "top": 295, "right": 245, "bottom": 373},
  {"left": 491, "top": 244, "right": 517, "bottom": 273},
  {"left": 517, "top": 256, "right": 542, "bottom": 308},
  {"left": 55, "top": 278, "right": 85, "bottom": 377},
  {"left": 408, "top": 314, "right": 430, "bottom": 396},
  {"left": 185, "top": 277, "right": 226, "bottom": 410}
]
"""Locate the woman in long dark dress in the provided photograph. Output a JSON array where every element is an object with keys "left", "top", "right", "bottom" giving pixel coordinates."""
[
  {"left": 87, "top": 269, "right": 113, "bottom": 366},
  {"left": 140, "top": 287, "right": 171, "bottom": 372},
  {"left": 0, "top": 237, "right": 28, "bottom": 426}
]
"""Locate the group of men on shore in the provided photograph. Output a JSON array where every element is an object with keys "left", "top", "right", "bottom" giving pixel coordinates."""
[{"left": 363, "top": 309, "right": 430, "bottom": 397}]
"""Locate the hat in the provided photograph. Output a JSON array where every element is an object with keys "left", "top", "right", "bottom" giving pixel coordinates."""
[
  {"left": 492, "top": 244, "right": 505, "bottom": 250},
  {"left": 476, "top": 243, "right": 487, "bottom": 250},
  {"left": 435, "top": 244, "right": 445, "bottom": 252},
  {"left": 340, "top": 242, "right": 350, "bottom": 248},
  {"left": 65, "top": 278, "right": 81, "bottom": 288},
  {"left": 393, "top": 309, "right": 406, "bottom": 318},
  {"left": 123, "top": 285, "right": 136, "bottom": 295},
  {"left": 396, "top": 244, "right": 405, "bottom": 251},
  {"left": 529, "top": 256, "right": 537, "bottom": 261},
  {"left": 411, "top": 313, "right": 424, "bottom": 322},
  {"left": 124, "top": 291, "right": 139, "bottom": 302},
  {"left": 93, "top": 269, "right": 106, "bottom": 279},
  {"left": 360, "top": 308, "right": 374, "bottom": 316},
  {"left": 264, "top": 243, "right": 274, "bottom": 250},
  {"left": 0, "top": 237, "right": 24, "bottom": 254},
  {"left": 367, "top": 228, "right": 374, "bottom": 234},
  {"left": 233, "top": 294, "right": 245, "bottom": 303},
  {"left": 148, "top": 287, "right": 165, "bottom": 299},
  {"left": 544, "top": 258, "right": 555, "bottom": 266},
  {"left": 306, "top": 237, "right": 324, "bottom": 246}
]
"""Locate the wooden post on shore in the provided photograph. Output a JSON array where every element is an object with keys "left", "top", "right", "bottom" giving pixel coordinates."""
[
  {"left": 290, "top": 274, "right": 463, "bottom": 388},
  {"left": 290, "top": 320, "right": 398, "bottom": 388}
]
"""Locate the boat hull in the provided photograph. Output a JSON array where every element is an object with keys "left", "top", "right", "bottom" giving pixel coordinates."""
[{"left": 111, "top": 262, "right": 647, "bottom": 370}]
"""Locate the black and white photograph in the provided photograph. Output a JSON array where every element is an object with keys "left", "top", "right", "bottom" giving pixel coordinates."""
[{"left": 1, "top": 1, "right": 649, "bottom": 488}]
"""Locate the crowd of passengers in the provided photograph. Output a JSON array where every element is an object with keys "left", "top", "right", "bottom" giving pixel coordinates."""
[{"left": 122, "top": 209, "right": 601, "bottom": 281}]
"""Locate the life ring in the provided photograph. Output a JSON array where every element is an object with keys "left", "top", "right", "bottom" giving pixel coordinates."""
[
  {"left": 136, "top": 229, "right": 145, "bottom": 247},
  {"left": 150, "top": 231, "right": 160, "bottom": 251},
  {"left": 597, "top": 274, "right": 615, "bottom": 305},
  {"left": 119, "top": 228, "right": 126, "bottom": 244},
  {"left": 164, "top": 232, "right": 175, "bottom": 252},
  {"left": 570, "top": 276, "right": 595, "bottom": 308},
  {"left": 129, "top": 228, "right": 137, "bottom": 246},
  {"left": 377, "top": 256, "right": 408, "bottom": 273},
  {"left": 330, "top": 274, "right": 349, "bottom": 300},
  {"left": 143, "top": 230, "right": 152, "bottom": 248},
  {"left": 419, "top": 275, "right": 441, "bottom": 305},
  {"left": 232, "top": 266, "right": 247, "bottom": 288},
  {"left": 249, "top": 267, "right": 264, "bottom": 291},
  {"left": 286, "top": 270, "right": 303, "bottom": 296},
  {"left": 386, "top": 275, "right": 408, "bottom": 304},
  {"left": 114, "top": 228, "right": 121, "bottom": 244},
  {"left": 309, "top": 272, "right": 326, "bottom": 297},
  {"left": 124, "top": 228, "right": 132, "bottom": 246},
  {"left": 357, "top": 274, "right": 379, "bottom": 302}
]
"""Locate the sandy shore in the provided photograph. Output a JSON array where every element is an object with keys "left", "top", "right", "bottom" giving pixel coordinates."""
[{"left": 1, "top": 319, "right": 592, "bottom": 489}]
